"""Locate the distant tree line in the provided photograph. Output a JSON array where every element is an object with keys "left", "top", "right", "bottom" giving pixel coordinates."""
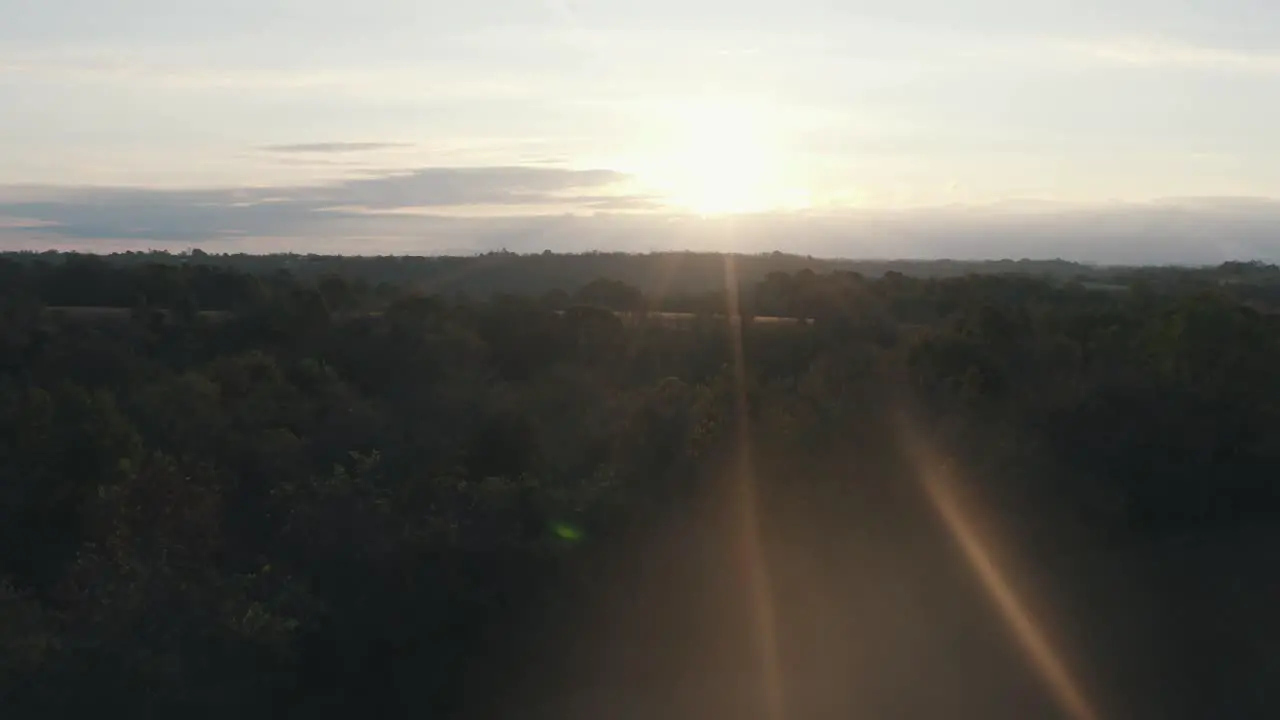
[{"left": 1, "top": 249, "right": 1151, "bottom": 302}]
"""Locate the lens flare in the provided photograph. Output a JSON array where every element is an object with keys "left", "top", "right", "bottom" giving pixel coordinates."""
[
  {"left": 723, "top": 251, "right": 788, "bottom": 720},
  {"left": 896, "top": 414, "right": 1103, "bottom": 720},
  {"left": 552, "top": 522, "right": 584, "bottom": 542}
]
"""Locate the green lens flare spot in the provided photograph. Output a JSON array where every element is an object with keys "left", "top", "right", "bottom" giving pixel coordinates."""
[{"left": 552, "top": 522, "right": 583, "bottom": 541}]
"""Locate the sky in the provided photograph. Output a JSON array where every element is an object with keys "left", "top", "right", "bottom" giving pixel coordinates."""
[{"left": 5, "top": 0, "right": 1280, "bottom": 262}]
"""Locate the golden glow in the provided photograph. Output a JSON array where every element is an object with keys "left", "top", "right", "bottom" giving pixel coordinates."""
[
  {"left": 622, "top": 98, "right": 810, "bottom": 216},
  {"left": 896, "top": 415, "right": 1103, "bottom": 720},
  {"left": 722, "top": 252, "right": 787, "bottom": 720}
]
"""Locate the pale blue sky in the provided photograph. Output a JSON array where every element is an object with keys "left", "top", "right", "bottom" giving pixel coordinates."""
[{"left": 5, "top": 0, "right": 1280, "bottom": 259}]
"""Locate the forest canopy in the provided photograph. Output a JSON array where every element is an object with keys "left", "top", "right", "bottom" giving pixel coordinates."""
[{"left": 1, "top": 251, "right": 1277, "bottom": 718}]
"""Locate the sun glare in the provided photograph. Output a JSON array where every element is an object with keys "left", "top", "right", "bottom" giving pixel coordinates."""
[{"left": 623, "top": 98, "right": 809, "bottom": 216}]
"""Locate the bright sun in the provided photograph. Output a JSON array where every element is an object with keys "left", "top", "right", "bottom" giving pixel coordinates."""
[{"left": 623, "top": 98, "right": 809, "bottom": 216}]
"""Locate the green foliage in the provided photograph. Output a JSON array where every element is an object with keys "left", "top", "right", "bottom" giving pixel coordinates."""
[{"left": 0, "top": 253, "right": 1277, "bottom": 716}]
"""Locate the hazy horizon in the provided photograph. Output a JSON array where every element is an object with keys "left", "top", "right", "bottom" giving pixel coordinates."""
[{"left": 6, "top": 1, "right": 1280, "bottom": 262}]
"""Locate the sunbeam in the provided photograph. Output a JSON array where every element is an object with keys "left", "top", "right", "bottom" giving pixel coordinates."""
[
  {"left": 723, "top": 251, "right": 788, "bottom": 720},
  {"left": 895, "top": 413, "right": 1104, "bottom": 720}
]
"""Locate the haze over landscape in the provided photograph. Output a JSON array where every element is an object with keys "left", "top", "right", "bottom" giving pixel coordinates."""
[
  {"left": 6, "top": 4, "right": 1280, "bottom": 719},
  {"left": 7, "top": 0, "right": 1280, "bottom": 261}
]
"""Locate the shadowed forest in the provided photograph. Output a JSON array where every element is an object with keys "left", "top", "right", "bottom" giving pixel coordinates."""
[{"left": 1, "top": 251, "right": 1278, "bottom": 718}]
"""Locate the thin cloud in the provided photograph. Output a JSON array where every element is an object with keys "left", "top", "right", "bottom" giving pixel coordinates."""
[
  {"left": 579, "top": 195, "right": 667, "bottom": 211},
  {"left": 261, "top": 142, "right": 415, "bottom": 154},
  {"left": 0, "top": 166, "right": 646, "bottom": 241},
  {"left": 316, "top": 166, "right": 632, "bottom": 209},
  {"left": 1067, "top": 37, "right": 1280, "bottom": 72},
  {"left": 0, "top": 215, "right": 58, "bottom": 229},
  {"left": 7, "top": 169, "right": 1280, "bottom": 263},
  {"left": 267, "top": 157, "right": 378, "bottom": 168},
  {"left": 0, "top": 49, "right": 572, "bottom": 102},
  {"left": 6, "top": 180, "right": 1280, "bottom": 263}
]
